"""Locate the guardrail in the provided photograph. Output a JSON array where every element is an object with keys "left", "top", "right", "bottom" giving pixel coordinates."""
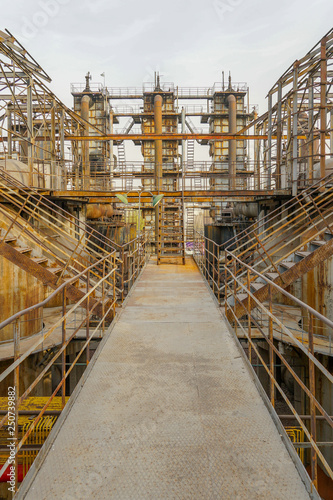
[
  {"left": 193, "top": 175, "right": 333, "bottom": 491},
  {"left": 0, "top": 228, "right": 151, "bottom": 492}
]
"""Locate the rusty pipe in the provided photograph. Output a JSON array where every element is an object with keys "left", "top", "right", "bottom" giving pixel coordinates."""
[
  {"left": 154, "top": 95, "right": 163, "bottom": 191},
  {"left": 227, "top": 94, "right": 237, "bottom": 190},
  {"left": 81, "top": 95, "right": 91, "bottom": 190},
  {"left": 154, "top": 95, "right": 163, "bottom": 263}
]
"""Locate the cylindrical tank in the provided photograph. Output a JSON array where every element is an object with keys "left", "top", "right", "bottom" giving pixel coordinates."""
[
  {"left": 86, "top": 204, "right": 114, "bottom": 219},
  {"left": 234, "top": 203, "right": 259, "bottom": 219}
]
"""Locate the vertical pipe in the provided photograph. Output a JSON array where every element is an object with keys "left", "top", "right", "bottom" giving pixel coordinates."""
[
  {"left": 81, "top": 95, "right": 90, "bottom": 190},
  {"left": 287, "top": 97, "right": 292, "bottom": 189},
  {"left": 320, "top": 37, "right": 327, "bottom": 184},
  {"left": 109, "top": 109, "right": 114, "bottom": 188},
  {"left": 27, "top": 77, "right": 33, "bottom": 186},
  {"left": 51, "top": 101, "right": 56, "bottom": 189},
  {"left": 263, "top": 122, "right": 267, "bottom": 187},
  {"left": 267, "top": 93, "right": 272, "bottom": 189},
  {"left": 154, "top": 94, "right": 163, "bottom": 263},
  {"left": 154, "top": 94, "right": 163, "bottom": 190},
  {"left": 276, "top": 82, "right": 282, "bottom": 189},
  {"left": 308, "top": 77, "right": 314, "bottom": 181},
  {"left": 181, "top": 107, "right": 186, "bottom": 189},
  {"left": 292, "top": 62, "right": 299, "bottom": 196},
  {"left": 181, "top": 107, "right": 186, "bottom": 264},
  {"left": 60, "top": 109, "right": 65, "bottom": 162},
  {"left": 227, "top": 94, "right": 237, "bottom": 190},
  {"left": 60, "top": 109, "right": 65, "bottom": 190},
  {"left": 7, "top": 105, "right": 12, "bottom": 157},
  {"left": 254, "top": 111, "right": 260, "bottom": 190}
]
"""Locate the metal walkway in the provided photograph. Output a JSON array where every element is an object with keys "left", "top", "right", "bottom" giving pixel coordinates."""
[{"left": 19, "top": 259, "right": 311, "bottom": 500}]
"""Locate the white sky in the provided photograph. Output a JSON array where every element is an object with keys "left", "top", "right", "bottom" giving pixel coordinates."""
[{"left": 2, "top": 0, "right": 332, "bottom": 113}]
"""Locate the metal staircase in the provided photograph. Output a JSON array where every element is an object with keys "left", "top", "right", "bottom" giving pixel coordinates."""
[
  {"left": 157, "top": 200, "right": 185, "bottom": 264},
  {"left": 0, "top": 170, "right": 116, "bottom": 320},
  {"left": 224, "top": 173, "right": 333, "bottom": 322}
]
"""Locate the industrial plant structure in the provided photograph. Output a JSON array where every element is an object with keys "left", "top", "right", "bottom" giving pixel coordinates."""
[{"left": 0, "top": 27, "right": 332, "bottom": 499}]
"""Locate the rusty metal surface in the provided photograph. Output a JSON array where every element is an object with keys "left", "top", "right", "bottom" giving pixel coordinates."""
[
  {"left": 18, "top": 259, "right": 309, "bottom": 499},
  {"left": 229, "top": 237, "right": 333, "bottom": 321},
  {"left": 0, "top": 241, "right": 110, "bottom": 320}
]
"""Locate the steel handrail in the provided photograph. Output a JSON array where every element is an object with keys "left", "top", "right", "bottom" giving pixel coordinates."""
[{"left": 0, "top": 251, "right": 115, "bottom": 331}]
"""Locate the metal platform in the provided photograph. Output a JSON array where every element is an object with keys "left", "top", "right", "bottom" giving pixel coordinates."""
[{"left": 18, "top": 259, "right": 311, "bottom": 499}]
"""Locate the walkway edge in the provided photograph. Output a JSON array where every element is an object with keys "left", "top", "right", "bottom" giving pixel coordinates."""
[
  {"left": 16, "top": 257, "right": 151, "bottom": 499},
  {"left": 193, "top": 253, "right": 320, "bottom": 499}
]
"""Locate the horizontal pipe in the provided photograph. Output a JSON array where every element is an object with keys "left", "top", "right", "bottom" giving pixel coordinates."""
[{"left": 64, "top": 133, "right": 315, "bottom": 142}]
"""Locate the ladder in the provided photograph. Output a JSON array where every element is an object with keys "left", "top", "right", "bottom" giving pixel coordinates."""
[
  {"left": 117, "top": 142, "right": 133, "bottom": 191},
  {"left": 186, "top": 205, "right": 195, "bottom": 246},
  {"left": 186, "top": 135, "right": 201, "bottom": 191},
  {"left": 157, "top": 200, "right": 185, "bottom": 265}
]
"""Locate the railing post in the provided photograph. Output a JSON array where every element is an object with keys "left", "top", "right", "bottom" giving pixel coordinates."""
[
  {"left": 213, "top": 243, "right": 217, "bottom": 297},
  {"left": 224, "top": 252, "right": 228, "bottom": 317},
  {"left": 113, "top": 254, "right": 116, "bottom": 318},
  {"left": 86, "top": 270, "right": 90, "bottom": 365},
  {"left": 233, "top": 259, "right": 237, "bottom": 335},
  {"left": 308, "top": 312, "right": 318, "bottom": 491},
  {"left": 121, "top": 247, "right": 125, "bottom": 303},
  {"left": 217, "top": 246, "right": 220, "bottom": 305},
  {"left": 61, "top": 288, "right": 67, "bottom": 409},
  {"left": 247, "top": 270, "right": 252, "bottom": 364},
  {"left": 269, "top": 284, "right": 275, "bottom": 407},
  {"left": 13, "top": 318, "right": 20, "bottom": 494},
  {"left": 102, "top": 260, "right": 106, "bottom": 332}
]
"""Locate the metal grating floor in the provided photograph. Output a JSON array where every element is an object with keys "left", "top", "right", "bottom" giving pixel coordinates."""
[{"left": 19, "top": 259, "right": 310, "bottom": 499}]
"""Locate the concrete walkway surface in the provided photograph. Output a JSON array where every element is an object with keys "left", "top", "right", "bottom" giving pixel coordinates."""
[{"left": 18, "top": 259, "right": 310, "bottom": 499}]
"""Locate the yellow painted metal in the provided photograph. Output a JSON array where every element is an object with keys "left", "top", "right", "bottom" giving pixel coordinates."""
[
  {"left": 285, "top": 426, "right": 305, "bottom": 463},
  {"left": 0, "top": 396, "right": 69, "bottom": 479}
]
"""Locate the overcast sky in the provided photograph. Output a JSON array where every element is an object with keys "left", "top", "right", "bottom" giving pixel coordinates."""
[{"left": 2, "top": 0, "right": 332, "bottom": 114}]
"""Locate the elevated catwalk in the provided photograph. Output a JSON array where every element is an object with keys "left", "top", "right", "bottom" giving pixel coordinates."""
[{"left": 18, "top": 259, "right": 310, "bottom": 499}]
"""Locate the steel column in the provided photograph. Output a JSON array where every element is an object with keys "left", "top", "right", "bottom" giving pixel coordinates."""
[{"left": 292, "top": 63, "right": 299, "bottom": 196}]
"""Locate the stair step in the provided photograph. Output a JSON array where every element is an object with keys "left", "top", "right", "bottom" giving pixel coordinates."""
[
  {"left": 235, "top": 293, "right": 248, "bottom": 302},
  {"left": 279, "top": 261, "right": 295, "bottom": 269},
  {"left": 310, "top": 240, "right": 326, "bottom": 247},
  {"left": 46, "top": 266, "right": 63, "bottom": 275},
  {"left": 3, "top": 237, "right": 17, "bottom": 244},
  {"left": 324, "top": 231, "right": 333, "bottom": 241},
  {"left": 264, "top": 272, "right": 280, "bottom": 280},
  {"left": 13, "top": 246, "right": 32, "bottom": 254},
  {"left": 250, "top": 283, "right": 265, "bottom": 291},
  {"left": 295, "top": 251, "right": 312, "bottom": 259},
  {"left": 31, "top": 256, "right": 48, "bottom": 265}
]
